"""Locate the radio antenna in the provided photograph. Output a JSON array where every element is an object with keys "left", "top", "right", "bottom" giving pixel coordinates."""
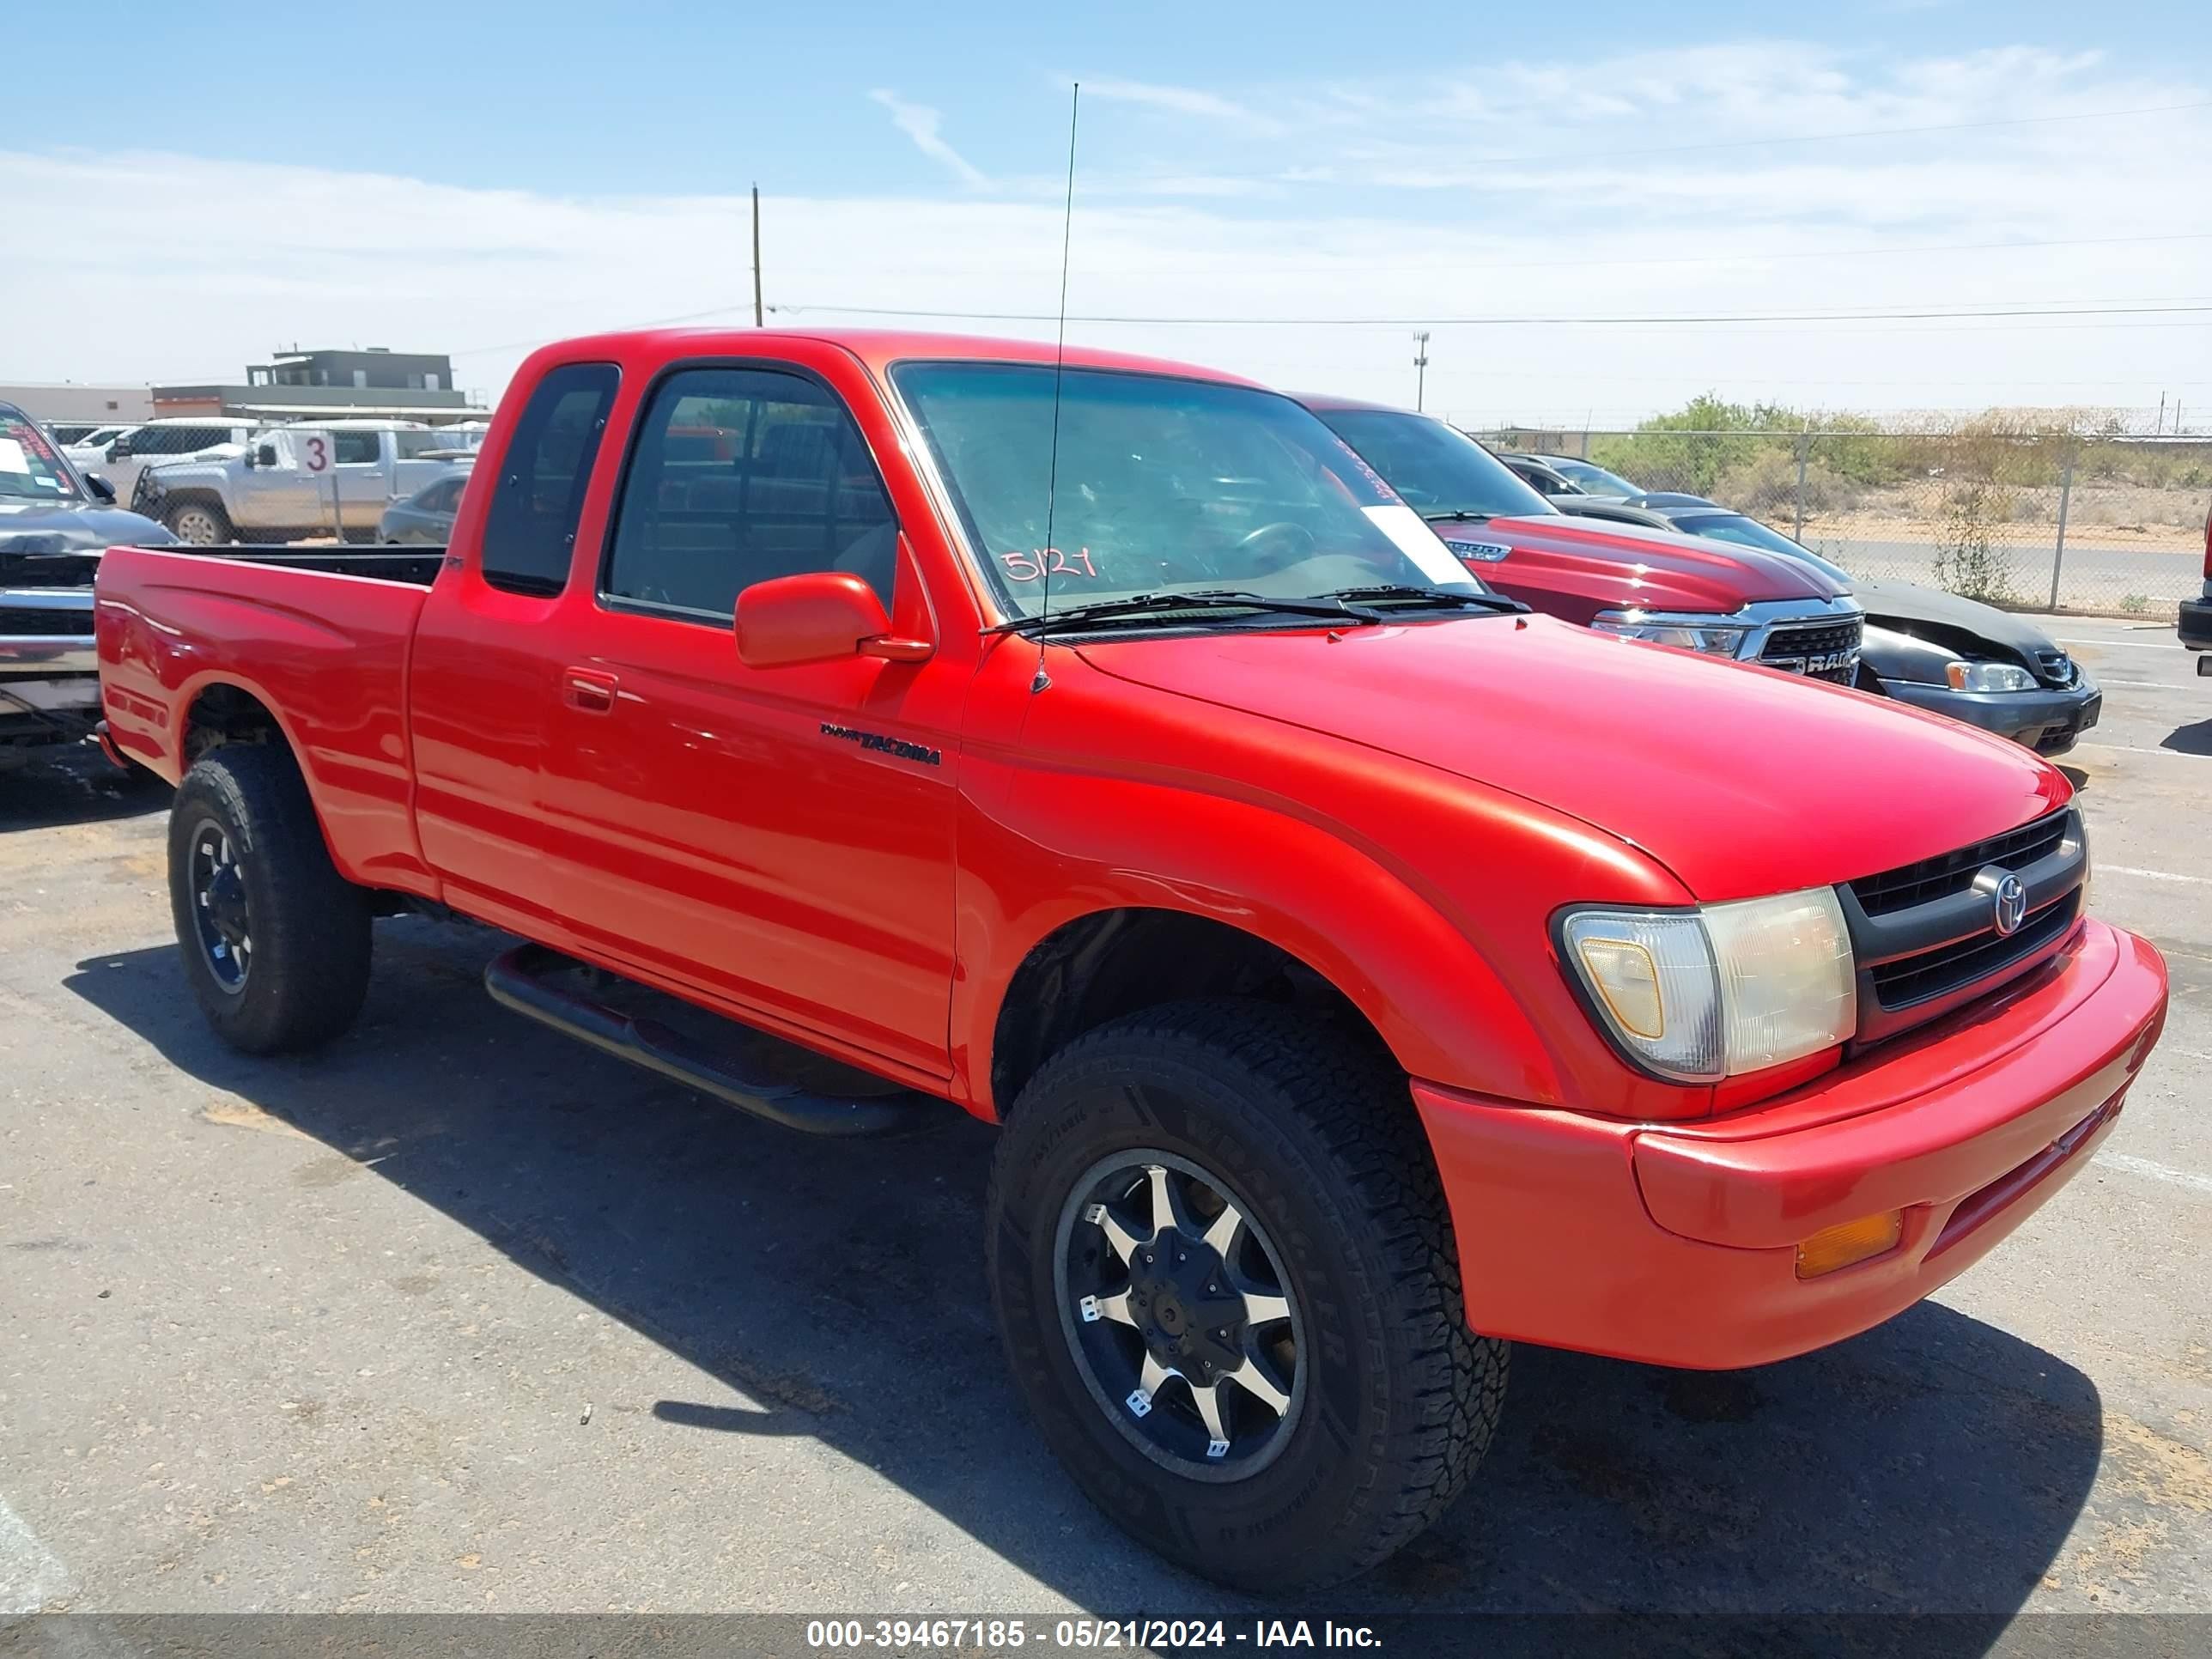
[{"left": 1032, "top": 81, "right": 1079, "bottom": 695}]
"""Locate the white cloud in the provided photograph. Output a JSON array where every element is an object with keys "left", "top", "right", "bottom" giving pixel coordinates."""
[
  {"left": 867, "top": 89, "right": 991, "bottom": 190},
  {"left": 1081, "top": 77, "right": 1288, "bottom": 137},
  {"left": 5, "top": 39, "right": 2206, "bottom": 427}
]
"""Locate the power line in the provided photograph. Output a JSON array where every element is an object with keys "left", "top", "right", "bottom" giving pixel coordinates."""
[
  {"left": 769, "top": 300, "right": 2212, "bottom": 327},
  {"left": 1381, "top": 98, "right": 2212, "bottom": 170},
  {"left": 885, "top": 228, "right": 2212, "bottom": 282}
]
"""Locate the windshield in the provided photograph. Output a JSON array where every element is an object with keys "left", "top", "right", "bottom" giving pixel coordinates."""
[
  {"left": 0, "top": 417, "right": 82, "bottom": 501},
  {"left": 1549, "top": 458, "right": 1641, "bottom": 499},
  {"left": 1316, "top": 408, "right": 1554, "bottom": 521},
  {"left": 892, "top": 363, "right": 1480, "bottom": 620},
  {"left": 1678, "top": 511, "right": 1855, "bottom": 582}
]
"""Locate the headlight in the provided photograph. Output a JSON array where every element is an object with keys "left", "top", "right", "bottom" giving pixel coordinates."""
[
  {"left": 1946, "top": 659, "right": 2039, "bottom": 693},
  {"left": 1560, "top": 888, "right": 1856, "bottom": 1082},
  {"left": 1590, "top": 611, "right": 1750, "bottom": 657}
]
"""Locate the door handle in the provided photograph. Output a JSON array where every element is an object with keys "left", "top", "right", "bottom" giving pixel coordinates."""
[{"left": 562, "top": 668, "right": 619, "bottom": 713}]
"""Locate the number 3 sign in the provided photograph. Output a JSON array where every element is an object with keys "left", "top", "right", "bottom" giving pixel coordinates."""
[{"left": 299, "top": 434, "right": 332, "bottom": 473}]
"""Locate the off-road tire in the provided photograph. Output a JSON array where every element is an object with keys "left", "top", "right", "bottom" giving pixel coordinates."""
[
  {"left": 168, "top": 745, "right": 372, "bottom": 1053},
  {"left": 987, "top": 999, "right": 1507, "bottom": 1589},
  {"left": 163, "top": 497, "right": 232, "bottom": 545}
]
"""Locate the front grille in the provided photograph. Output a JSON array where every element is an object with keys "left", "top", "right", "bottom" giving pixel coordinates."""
[
  {"left": 0, "top": 605, "right": 94, "bottom": 637},
  {"left": 2033, "top": 647, "right": 2075, "bottom": 687},
  {"left": 1849, "top": 810, "right": 2071, "bottom": 916},
  {"left": 1869, "top": 890, "right": 2081, "bottom": 1009},
  {"left": 1760, "top": 617, "right": 1863, "bottom": 684}
]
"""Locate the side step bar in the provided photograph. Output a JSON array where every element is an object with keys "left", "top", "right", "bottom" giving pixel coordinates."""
[{"left": 484, "top": 943, "right": 933, "bottom": 1137}]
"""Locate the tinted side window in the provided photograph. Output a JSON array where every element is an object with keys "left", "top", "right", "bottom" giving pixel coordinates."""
[
  {"left": 479, "top": 363, "right": 618, "bottom": 596},
  {"left": 333, "top": 431, "right": 381, "bottom": 465},
  {"left": 603, "top": 367, "right": 895, "bottom": 619}
]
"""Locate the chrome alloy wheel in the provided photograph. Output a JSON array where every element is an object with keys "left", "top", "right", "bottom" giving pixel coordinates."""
[
  {"left": 189, "top": 823, "right": 252, "bottom": 991},
  {"left": 1054, "top": 1150, "right": 1304, "bottom": 1480}
]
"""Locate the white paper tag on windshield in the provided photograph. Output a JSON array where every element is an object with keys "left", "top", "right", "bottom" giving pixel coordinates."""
[
  {"left": 1362, "top": 502, "right": 1480, "bottom": 586},
  {"left": 0, "top": 438, "right": 29, "bottom": 474}
]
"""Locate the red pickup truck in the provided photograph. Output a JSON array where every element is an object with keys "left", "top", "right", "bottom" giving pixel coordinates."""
[{"left": 96, "top": 329, "right": 2167, "bottom": 1590}]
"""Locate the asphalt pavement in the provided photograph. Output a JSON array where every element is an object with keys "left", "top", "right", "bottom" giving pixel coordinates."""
[{"left": 1, "top": 615, "right": 2207, "bottom": 1629}]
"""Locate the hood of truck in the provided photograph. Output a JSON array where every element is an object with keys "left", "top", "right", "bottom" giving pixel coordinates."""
[
  {"left": 0, "top": 503, "right": 175, "bottom": 558},
  {"left": 1464, "top": 513, "right": 1847, "bottom": 616},
  {"left": 1074, "top": 611, "right": 2067, "bottom": 903}
]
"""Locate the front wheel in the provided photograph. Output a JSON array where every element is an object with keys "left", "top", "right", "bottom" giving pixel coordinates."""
[
  {"left": 168, "top": 745, "right": 372, "bottom": 1053},
  {"left": 988, "top": 1000, "right": 1506, "bottom": 1589},
  {"left": 163, "top": 498, "right": 232, "bottom": 545}
]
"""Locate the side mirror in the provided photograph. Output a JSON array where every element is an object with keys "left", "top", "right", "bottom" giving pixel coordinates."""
[
  {"left": 108, "top": 438, "right": 131, "bottom": 459},
  {"left": 734, "top": 571, "right": 932, "bottom": 669},
  {"left": 256, "top": 442, "right": 279, "bottom": 468},
  {"left": 83, "top": 472, "right": 116, "bottom": 503}
]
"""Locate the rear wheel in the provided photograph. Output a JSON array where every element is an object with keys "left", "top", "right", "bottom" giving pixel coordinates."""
[
  {"left": 988, "top": 1000, "right": 1506, "bottom": 1589},
  {"left": 163, "top": 499, "right": 231, "bottom": 545},
  {"left": 167, "top": 745, "right": 371, "bottom": 1053}
]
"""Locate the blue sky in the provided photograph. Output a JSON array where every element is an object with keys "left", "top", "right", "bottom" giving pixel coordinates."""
[{"left": 9, "top": 2, "right": 2209, "bottom": 422}]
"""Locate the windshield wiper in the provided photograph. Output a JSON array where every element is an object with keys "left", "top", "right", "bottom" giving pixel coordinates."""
[
  {"left": 992, "top": 589, "right": 1382, "bottom": 636},
  {"left": 1423, "top": 509, "right": 1496, "bottom": 523},
  {"left": 1320, "top": 584, "right": 1528, "bottom": 615}
]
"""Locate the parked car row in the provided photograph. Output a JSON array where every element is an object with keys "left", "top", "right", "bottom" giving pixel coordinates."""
[
  {"left": 0, "top": 402, "right": 175, "bottom": 769},
  {"left": 1479, "top": 439, "right": 2105, "bottom": 754},
  {"left": 84, "top": 328, "right": 2167, "bottom": 1593},
  {"left": 132, "top": 420, "right": 474, "bottom": 544}
]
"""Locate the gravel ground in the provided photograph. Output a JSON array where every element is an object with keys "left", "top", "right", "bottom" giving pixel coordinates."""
[{"left": 1, "top": 613, "right": 2207, "bottom": 1631}]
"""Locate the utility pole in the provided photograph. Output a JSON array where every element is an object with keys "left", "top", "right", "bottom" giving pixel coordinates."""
[
  {"left": 751, "top": 185, "right": 764, "bottom": 327},
  {"left": 1413, "top": 331, "right": 1431, "bottom": 412}
]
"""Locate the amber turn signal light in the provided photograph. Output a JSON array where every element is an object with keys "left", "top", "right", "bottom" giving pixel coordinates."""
[{"left": 1794, "top": 1210, "right": 1904, "bottom": 1279}]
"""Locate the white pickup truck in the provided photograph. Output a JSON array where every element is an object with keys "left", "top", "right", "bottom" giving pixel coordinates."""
[{"left": 132, "top": 421, "right": 478, "bottom": 544}]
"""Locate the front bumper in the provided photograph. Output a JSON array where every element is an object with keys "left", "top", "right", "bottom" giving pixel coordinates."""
[
  {"left": 1880, "top": 674, "right": 2101, "bottom": 755},
  {"left": 1413, "top": 916, "right": 2166, "bottom": 1370},
  {"left": 2, "top": 589, "right": 98, "bottom": 679},
  {"left": 2181, "top": 595, "right": 2212, "bottom": 654}
]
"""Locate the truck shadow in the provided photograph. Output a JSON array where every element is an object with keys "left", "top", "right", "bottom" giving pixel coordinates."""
[
  {"left": 66, "top": 920, "right": 2102, "bottom": 1634},
  {"left": 0, "top": 744, "right": 169, "bottom": 833},
  {"left": 2160, "top": 717, "right": 2212, "bottom": 757}
]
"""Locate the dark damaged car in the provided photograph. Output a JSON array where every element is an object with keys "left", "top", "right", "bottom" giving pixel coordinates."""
[
  {"left": 1568, "top": 496, "right": 2102, "bottom": 756},
  {"left": 1, "top": 403, "right": 174, "bottom": 769}
]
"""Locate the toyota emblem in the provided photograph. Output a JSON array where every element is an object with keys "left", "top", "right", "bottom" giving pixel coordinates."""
[{"left": 1992, "top": 873, "right": 2028, "bottom": 937}]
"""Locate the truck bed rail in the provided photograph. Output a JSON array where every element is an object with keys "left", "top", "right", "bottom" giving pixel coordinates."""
[{"left": 114, "top": 544, "right": 447, "bottom": 586}]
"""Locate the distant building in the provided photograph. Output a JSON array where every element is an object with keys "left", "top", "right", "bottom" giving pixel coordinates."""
[
  {"left": 151, "top": 347, "right": 485, "bottom": 425},
  {"left": 0, "top": 383, "right": 156, "bottom": 424}
]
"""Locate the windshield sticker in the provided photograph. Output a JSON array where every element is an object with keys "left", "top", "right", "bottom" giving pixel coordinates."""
[
  {"left": 1322, "top": 434, "right": 1395, "bottom": 503},
  {"left": 1362, "top": 504, "right": 1475, "bottom": 586},
  {"left": 9, "top": 423, "right": 56, "bottom": 461},
  {"left": 0, "top": 439, "right": 27, "bottom": 474},
  {"left": 1000, "top": 547, "right": 1101, "bottom": 583}
]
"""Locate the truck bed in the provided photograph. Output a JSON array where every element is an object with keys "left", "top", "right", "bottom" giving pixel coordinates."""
[{"left": 95, "top": 542, "right": 444, "bottom": 895}]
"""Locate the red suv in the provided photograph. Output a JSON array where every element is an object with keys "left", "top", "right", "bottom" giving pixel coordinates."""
[{"left": 1303, "top": 394, "right": 1865, "bottom": 683}]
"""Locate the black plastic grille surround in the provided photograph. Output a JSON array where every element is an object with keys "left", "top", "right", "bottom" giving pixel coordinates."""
[
  {"left": 1848, "top": 811, "right": 2072, "bottom": 917},
  {"left": 1868, "top": 888, "right": 2081, "bottom": 1009},
  {"left": 2033, "top": 647, "right": 2076, "bottom": 687},
  {"left": 0, "top": 605, "right": 94, "bottom": 637}
]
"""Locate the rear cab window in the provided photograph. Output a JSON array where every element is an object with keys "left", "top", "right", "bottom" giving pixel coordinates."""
[{"left": 478, "top": 363, "right": 620, "bottom": 596}]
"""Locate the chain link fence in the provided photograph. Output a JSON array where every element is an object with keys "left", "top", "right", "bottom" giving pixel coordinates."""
[{"left": 1474, "top": 426, "right": 2212, "bottom": 617}]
